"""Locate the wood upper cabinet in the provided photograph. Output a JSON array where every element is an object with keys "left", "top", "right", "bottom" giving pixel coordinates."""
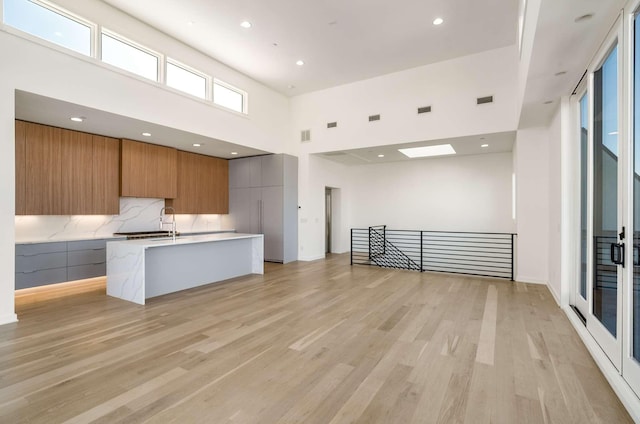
[
  {"left": 15, "top": 120, "right": 26, "bottom": 215},
  {"left": 92, "top": 136, "right": 120, "bottom": 214},
  {"left": 15, "top": 121, "right": 121, "bottom": 215},
  {"left": 166, "top": 151, "right": 229, "bottom": 214},
  {"left": 120, "top": 139, "right": 177, "bottom": 199}
]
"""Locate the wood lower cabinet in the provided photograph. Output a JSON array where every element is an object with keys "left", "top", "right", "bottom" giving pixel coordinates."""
[
  {"left": 15, "top": 121, "right": 120, "bottom": 215},
  {"left": 166, "top": 151, "right": 228, "bottom": 214}
]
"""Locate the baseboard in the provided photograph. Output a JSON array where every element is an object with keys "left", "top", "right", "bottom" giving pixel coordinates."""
[
  {"left": 298, "top": 254, "right": 326, "bottom": 262},
  {"left": 546, "top": 283, "right": 561, "bottom": 307},
  {"left": 515, "top": 276, "right": 548, "bottom": 285},
  {"left": 0, "top": 313, "right": 18, "bottom": 326},
  {"left": 564, "top": 307, "right": 640, "bottom": 423}
]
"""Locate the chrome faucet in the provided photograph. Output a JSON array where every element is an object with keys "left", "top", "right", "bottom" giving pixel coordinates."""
[{"left": 160, "top": 206, "right": 177, "bottom": 242}]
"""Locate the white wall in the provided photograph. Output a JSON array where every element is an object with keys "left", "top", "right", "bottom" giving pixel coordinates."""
[
  {"left": 515, "top": 126, "right": 550, "bottom": 284},
  {"left": 348, "top": 153, "right": 514, "bottom": 233},
  {"left": 298, "top": 155, "right": 353, "bottom": 261},
  {"left": 289, "top": 46, "right": 519, "bottom": 155}
]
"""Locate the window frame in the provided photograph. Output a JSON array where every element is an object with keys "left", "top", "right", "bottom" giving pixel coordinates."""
[
  {"left": 100, "top": 28, "right": 162, "bottom": 82},
  {"left": 166, "top": 58, "right": 210, "bottom": 101},
  {"left": 2, "top": 0, "right": 97, "bottom": 56},
  {"left": 213, "top": 78, "right": 248, "bottom": 114}
]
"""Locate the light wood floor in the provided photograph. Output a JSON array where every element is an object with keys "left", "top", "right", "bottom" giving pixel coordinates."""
[{"left": 0, "top": 254, "right": 632, "bottom": 423}]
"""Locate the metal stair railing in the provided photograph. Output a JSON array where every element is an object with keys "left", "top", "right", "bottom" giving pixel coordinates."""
[{"left": 351, "top": 225, "right": 516, "bottom": 280}]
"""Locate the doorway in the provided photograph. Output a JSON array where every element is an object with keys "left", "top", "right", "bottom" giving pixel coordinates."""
[{"left": 325, "top": 187, "right": 332, "bottom": 254}]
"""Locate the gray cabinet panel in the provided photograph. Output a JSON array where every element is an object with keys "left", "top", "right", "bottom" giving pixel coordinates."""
[
  {"left": 261, "top": 155, "right": 283, "bottom": 187},
  {"left": 262, "top": 186, "right": 283, "bottom": 262},
  {"left": 67, "top": 263, "right": 106, "bottom": 281},
  {"left": 228, "top": 153, "right": 298, "bottom": 264},
  {"left": 16, "top": 251, "right": 67, "bottom": 273},
  {"left": 67, "top": 239, "right": 107, "bottom": 251},
  {"left": 16, "top": 242, "right": 67, "bottom": 256},
  {"left": 16, "top": 268, "right": 67, "bottom": 290},
  {"left": 229, "top": 157, "right": 262, "bottom": 188},
  {"left": 67, "top": 249, "right": 106, "bottom": 266}
]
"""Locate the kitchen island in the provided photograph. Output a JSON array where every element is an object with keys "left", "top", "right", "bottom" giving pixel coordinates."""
[{"left": 106, "top": 233, "right": 263, "bottom": 305}]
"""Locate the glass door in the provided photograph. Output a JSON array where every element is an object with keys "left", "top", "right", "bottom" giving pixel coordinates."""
[{"left": 588, "top": 40, "right": 622, "bottom": 370}]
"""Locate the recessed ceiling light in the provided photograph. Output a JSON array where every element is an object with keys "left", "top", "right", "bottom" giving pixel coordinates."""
[
  {"left": 574, "top": 13, "right": 594, "bottom": 23},
  {"left": 240, "top": 21, "right": 252, "bottom": 28},
  {"left": 378, "top": 154, "right": 385, "bottom": 158},
  {"left": 398, "top": 144, "right": 456, "bottom": 158},
  {"left": 287, "top": 85, "right": 296, "bottom": 89},
  {"left": 296, "top": 60, "right": 305, "bottom": 66},
  {"left": 142, "top": 132, "right": 151, "bottom": 137},
  {"left": 481, "top": 144, "right": 489, "bottom": 148},
  {"left": 193, "top": 143, "right": 201, "bottom": 147},
  {"left": 433, "top": 17, "right": 444, "bottom": 26},
  {"left": 555, "top": 71, "right": 567, "bottom": 76},
  {"left": 544, "top": 100, "right": 553, "bottom": 105},
  {"left": 231, "top": 152, "right": 238, "bottom": 155},
  {"left": 70, "top": 116, "right": 84, "bottom": 122}
]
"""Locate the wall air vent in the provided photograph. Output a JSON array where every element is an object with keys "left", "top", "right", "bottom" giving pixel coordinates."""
[
  {"left": 477, "top": 96, "right": 494, "bottom": 105},
  {"left": 417, "top": 106, "right": 432, "bottom": 114},
  {"left": 300, "top": 129, "right": 311, "bottom": 142},
  {"left": 327, "top": 122, "right": 338, "bottom": 128},
  {"left": 368, "top": 114, "right": 381, "bottom": 122}
]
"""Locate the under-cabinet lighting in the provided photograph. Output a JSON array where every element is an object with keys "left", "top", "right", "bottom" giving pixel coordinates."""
[
  {"left": 70, "top": 117, "right": 84, "bottom": 122},
  {"left": 142, "top": 132, "right": 151, "bottom": 137},
  {"left": 231, "top": 152, "right": 238, "bottom": 155},
  {"left": 193, "top": 143, "right": 201, "bottom": 147},
  {"left": 398, "top": 144, "right": 456, "bottom": 158}
]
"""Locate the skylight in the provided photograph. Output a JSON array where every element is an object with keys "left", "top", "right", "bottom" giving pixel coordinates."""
[{"left": 398, "top": 144, "right": 456, "bottom": 158}]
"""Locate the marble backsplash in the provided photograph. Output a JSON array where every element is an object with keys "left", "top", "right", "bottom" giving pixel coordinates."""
[{"left": 15, "top": 198, "right": 233, "bottom": 242}]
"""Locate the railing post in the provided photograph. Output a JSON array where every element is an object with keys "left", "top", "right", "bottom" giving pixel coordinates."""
[
  {"left": 383, "top": 225, "right": 386, "bottom": 256},
  {"left": 420, "top": 231, "right": 423, "bottom": 272},
  {"left": 368, "top": 227, "right": 372, "bottom": 262},
  {"left": 511, "top": 234, "right": 515, "bottom": 281},
  {"left": 350, "top": 229, "right": 353, "bottom": 265}
]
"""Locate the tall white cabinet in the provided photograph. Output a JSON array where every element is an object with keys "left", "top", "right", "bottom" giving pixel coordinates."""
[{"left": 229, "top": 154, "right": 298, "bottom": 263}]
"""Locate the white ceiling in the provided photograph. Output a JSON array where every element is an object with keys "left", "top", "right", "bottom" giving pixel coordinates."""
[
  {"left": 317, "top": 131, "right": 515, "bottom": 165},
  {"left": 101, "top": 0, "right": 518, "bottom": 96},
  {"left": 14, "top": 90, "right": 268, "bottom": 159},
  {"left": 519, "top": 0, "right": 626, "bottom": 128}
]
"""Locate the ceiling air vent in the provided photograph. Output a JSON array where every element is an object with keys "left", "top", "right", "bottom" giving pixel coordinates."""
[
  {"left": 327, "top": 122, "right": 338, "bottom": 128},
  {"left": 417, "top": 106, "right": 432, "bottom": 114},
  {"left": 368, "top": 114, "right": 381, "bottom": 122},
  {"left": 477, "top": 96, "right": 494, "bottom": 105},
  {"left": 300, "top": 129, "right": 311, "bottom": 143}
]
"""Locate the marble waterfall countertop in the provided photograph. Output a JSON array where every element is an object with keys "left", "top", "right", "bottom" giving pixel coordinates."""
[{"left": 106, "top": 232, "right": 264, "bottom": 305}]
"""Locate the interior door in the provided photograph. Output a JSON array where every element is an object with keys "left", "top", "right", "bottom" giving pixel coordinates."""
[{"left": 588, "top": 39, "right": 623, "bottom": 370}]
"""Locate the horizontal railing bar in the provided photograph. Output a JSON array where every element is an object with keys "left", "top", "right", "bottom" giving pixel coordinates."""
[
  {"left": 422, "top": 257, "right": 511, "bottom": 266},
  {"left": 422, "top": 268, "right": 511, "bottom": 279},
  {"left": 355, "top": 228, "right": 517, "bottom": 236},
  {"left": 422, "top": 243, "right": 512, "bottom": 250}
]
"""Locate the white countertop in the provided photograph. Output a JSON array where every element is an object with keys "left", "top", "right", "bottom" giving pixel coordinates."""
[
  {"left": 107, "top": 232, "right": 262, "bottom": 249},
  {"left": 16, "top": 230, "right": 236, "bottom": 245}
]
